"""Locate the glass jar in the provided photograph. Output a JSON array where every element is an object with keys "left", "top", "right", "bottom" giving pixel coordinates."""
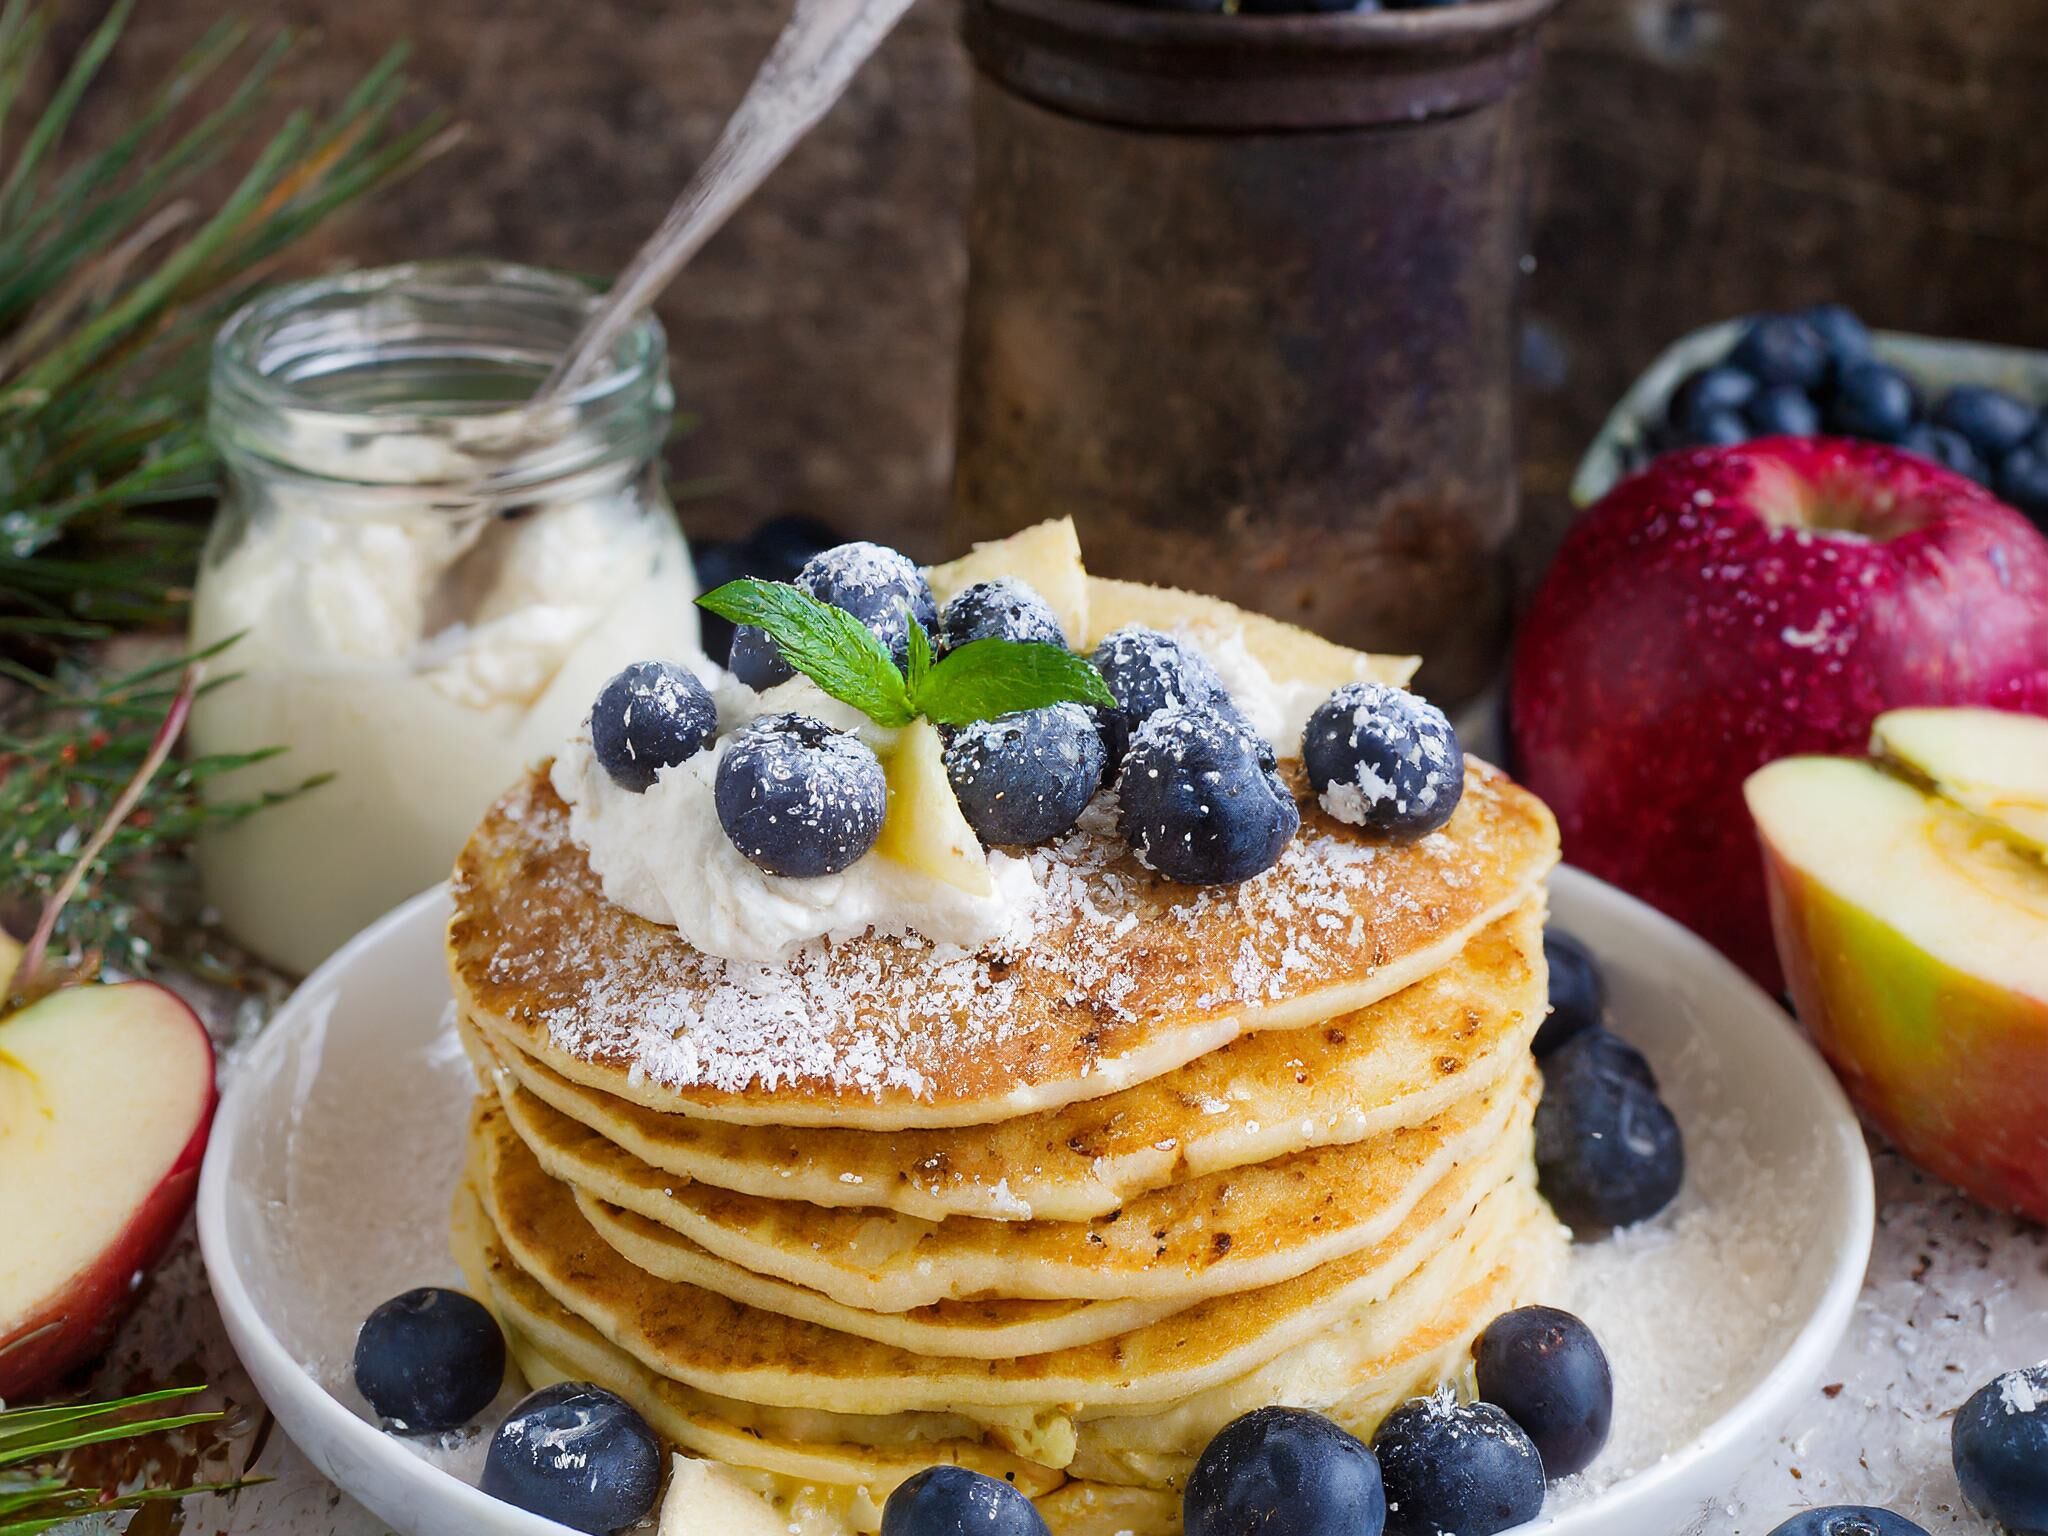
[{"left": 189, "top": 261, "right": 700, "bottom": 975}]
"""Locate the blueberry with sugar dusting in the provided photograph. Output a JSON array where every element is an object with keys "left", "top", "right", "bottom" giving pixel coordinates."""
[
  {"left": 589, "top": 660, "right": 718, "bottom": 793},
  {"left": 944, "top": 702, "right": 1105, "bottom": 847},
  {"left": 481, "top": 1381, "right": 661, "bottom": 1534},
  {"left": 1535, "top": 929, "right": 1604, "bottom": 1057},
  {"left": 1728, "top": 314, "right": 1830, "bottom": 391},
  {"left": 1184, "top": 1406, "right": 1386, "bottom": 1536},
  {"left": 1474, "top": 1306, "right": 1613, "bottom": 1478},
  {"left": 1302, "top": 682, "right": 1464, "bottom": 840},
  {"left": 1535, "top": 1025, "right": 1684, "bottom": 1231},
  {"left": 937, "top": 577, "right": 1067, "bottom": 655},
  {"left": 879, "top": 1464, "right": 1052, "bottom": 1536},
  {"left": 1091, "top": 625, "right": 1231, "bottom": 766},
  {"left": 1766, "top": 1510, "right": 1930, "bottom": 1536},
  {"left": 1934, "top": 385, "right": 2039, "bottom": 462},
  {"left": 1954, "top": 1363, "right": 2048, "bottom": 1536},
  {"left": 352, "top": 1287, "right": 504, "bottom": 1433},
  {"left": 1118, "top": 706, "right": 1299, "bottom": 887},
  {"left": 714, "top": 712, "right": 887, "bottom": 878},
  {"left": 730, "top": 540, "right": 937, "bottom": 689},
  {"left": 1372, "top": 1391, "right": 1544, "bottom": 1536}
]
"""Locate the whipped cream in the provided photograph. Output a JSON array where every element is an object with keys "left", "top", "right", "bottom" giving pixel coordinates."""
[
  {"left": 550, "top": 674, "right": 1042, "bottom": 966},
  {"left": 1176, "top": 623, "right": 1328, "bottom": 759}
]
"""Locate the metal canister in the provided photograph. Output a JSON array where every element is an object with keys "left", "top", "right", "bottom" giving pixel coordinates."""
[{"left": 951, "top": 0, "right": 1560, "bottom": 703}]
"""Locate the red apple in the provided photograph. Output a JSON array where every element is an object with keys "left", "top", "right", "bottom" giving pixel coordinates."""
[
  {"left": 0, "top": 975, "right": 217, "bottom": 1397},
  {"left": 1511, "top": 437, "right": 2048, "bottom": 988}
]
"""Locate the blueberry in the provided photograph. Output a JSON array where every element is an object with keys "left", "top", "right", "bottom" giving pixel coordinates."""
[
  {"left": 351, "top": 1287, "right": 504, "bottom": 1432},
  {"left": 1535, "top": 930, "right": 1604, "bottom": 1057},
  {"left": 1766, "top": 1509, "right": 1931, "bottom": 1536},
  {"left": 589, "top": 661, "right": 718, "bottom": 793},
  {"left": 944, "top": 703, "right": 1105, "bottom": 846},
  {"left": 1826, "top": 361, "right": 1920, "bottom": 442},
  {"left": 1796, "top": 304, "right": 1876, "bottom": 373},
  {"left": 1997, "top": 442, "right": 2048, "bottom": 523},
  {"left": 1954, "top": 1364, "right": 2048, "bottom": 1536},
  {"left": 1184, "top": 1407, "right": 1386, "bottom": 1536},
  {"left": 1301, "top": 682, "right": 1464, "bottom": 841},
  {"left": 937, "top": 578, "right": 1067, "bottom": 655},
  {"left": 1091, "top": 626, "right": 1231, "bottom": 766},
  {"left": 1118, "top": 706, "right": 1299, "bottom": 886},
  {"left": 1728, "top": 315, "right": 1831, "bottom": 391},
  {"left": 1934, "top": 385, "right": 2039, "bottom": 461},
  {"left": 1668, "top": 365, "right": 1758, "bottom": 435},
  {"left": 714, "top": 713, "right": 887, "bottom": 877},
  {"left": 730, "top": 541, "right": 936, "bottom": 689},
  {"left": 1372, "top": 1393, "right": 1544, "bottom": 1536},
  {"left": 694, "top": 514, "right": 838, "bottom": 664},
  {"left": 1473, "top": 1306, "right": 1614, "bottom": 1478},
  {"left": 1687, "top": 408, "right": 1752, "bottom": 447},
  {"left": 481, "top": 1382, "right": 660, "bottom": 1534},
  {"left": 1898, "top": 423, "right": 1988, "bottom": 484},
  {"left": 1745, "top": 384, "right": 1821, "bottom": 438},
  {"left": 1536, "top": 1026, "right": 1684, "bottom": 1230},
  {"left": 880, "top": 1464, "right": 1051, "bottom": 1536}
]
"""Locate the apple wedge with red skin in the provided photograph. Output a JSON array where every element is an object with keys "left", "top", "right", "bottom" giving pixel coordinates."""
[
  {"left": 0, "top": 973, "right": 217, "bottom": 1397},
  {"left": 1512, "top": 437, "right": 2048, "bottom": 990},
  {"left": 1747, "top": 749, "right": 2048, "bottom": 1220}
]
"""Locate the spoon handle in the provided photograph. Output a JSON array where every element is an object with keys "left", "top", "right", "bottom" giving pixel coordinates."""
[{"left": 541, "top": 0, "right": 920, "bottom": 399}]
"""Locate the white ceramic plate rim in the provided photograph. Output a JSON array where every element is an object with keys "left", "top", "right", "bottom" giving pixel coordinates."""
[{"left": 197, "top": 866, "right": 1876, "bottom": 1536}]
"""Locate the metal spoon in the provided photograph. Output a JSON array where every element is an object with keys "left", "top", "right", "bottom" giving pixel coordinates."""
[{"left": 539, "top": 0, "right": 920, "bottom": 401}]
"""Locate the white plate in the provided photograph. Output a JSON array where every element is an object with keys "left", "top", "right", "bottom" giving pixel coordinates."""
[{"left": 198, "top": 866, "right": 1874, "bottom": 1536}]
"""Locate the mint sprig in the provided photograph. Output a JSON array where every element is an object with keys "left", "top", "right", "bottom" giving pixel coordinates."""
[{"left": 698, "top": 579, "right": 1114, "bottom": 729}]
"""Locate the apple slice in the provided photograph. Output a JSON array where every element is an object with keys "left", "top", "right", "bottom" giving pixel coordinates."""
[
  {"left": 0, "top": 980, "right": 217, "bottom": 1396},
  {"left": 657, "top": 1457, "right": 792, "bottom": 1536},
  {"left": 873, "top": 718, "right": 994, "bottom": 898},
  {"left": 1747, "top": 754, "right": 2048, "bottom": 1219},
  {"left": 926, "top": 518, "right": 1090, "bottom": 647},
  {"left": 1871, "top": 707, "right": 2048, "bottom": 855},
  {"left": 0, "top": 927, "right": 20, "bottom": 995}
]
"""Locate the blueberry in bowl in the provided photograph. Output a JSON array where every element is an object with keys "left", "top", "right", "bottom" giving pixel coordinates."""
[
  {"left": 1823, "top": 360, "right": 1921, "bottom": 442},
  {"left": 481, "top": 1381, "right": 661, "bottom": 1534},
  {"left": 1668, "top": 364, "right": 1758, "bottom": 445},
  {"left": 1371, "top": 1391, "right": 1544, "bottom": 1536},
  {"left": 1184, "top": 1406, "right": 1386, "bottom": 1536},
  {"left": 1728, "top": 313, "right": 1831, "bottom": 391},
  {"left": 714, "top": 712, "right": 888, "bottom": 877},
  {"left": 1898, "top": 422, "right": 1988, "bottom": 484},
  {"left": 1117, "top": 705, "right": 1299, "bottom": 886},
  {"left": 880, "top": 1464, "right": 1051, "bottom": 1535},
  {"left": 1534, "top": 928, "right": 1603, "bottom": 1057},
  {"left": 1765, "top": 1510, "right": 1930, "bottom": 1536},
  {"left": 1473, "top": 1305, "right": 1613, "bottom": 1478},
  {"left": 1934, "top": 384, "right": 2039, "bottom": 462},
  {"left": 944, "top": 702, "right": 1105, "bottom": 847},
  {"left": 1535, "top": 1024, "right": 1684, "bottom": 1231},
  {"left": 351, "top": 1286, "right": 505, "bottom": 1433},
  {"left": 1301, "top": 682, "right": 1464, "bottom": 841}
]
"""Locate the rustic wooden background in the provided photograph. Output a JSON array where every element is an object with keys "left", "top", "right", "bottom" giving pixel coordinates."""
[{"left": 49, "top": 0, "right": 2048, "bottom": 576}]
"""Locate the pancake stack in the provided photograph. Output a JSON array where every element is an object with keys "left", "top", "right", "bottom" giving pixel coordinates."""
[{"left": 445, "top": 715, "right": 1566, "bottom": 1535}]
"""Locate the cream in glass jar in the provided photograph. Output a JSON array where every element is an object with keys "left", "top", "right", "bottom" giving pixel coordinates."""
[{"left": 189, "top": 262, "right": 703, "bottom": 974}]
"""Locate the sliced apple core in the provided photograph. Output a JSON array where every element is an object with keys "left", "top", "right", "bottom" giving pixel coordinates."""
[
  {"left": 1747, "top": 756, "right": 2048, "bottom": 1006},
  {"left": 0, "top": 983, "right": 215, "bottom": 1342},
  {"left": 926, "top": 518, "right": 1090, "bottom": 647},
  {"left": 873, "top": 718, "right": 994, "bottom": 898},
  {"left": 1748, "top": 456, "right": 1932, "bottom": 542},
  {"left": 1871, "top": 707, "right": 2048, "bottom": 856}
]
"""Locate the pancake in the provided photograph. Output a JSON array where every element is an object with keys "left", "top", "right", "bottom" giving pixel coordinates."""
[
  {"left": 461, "top": 895, "right": 1545, "bottom": 1223},
  {"left": 496, "top": 1058, "right": 1536, "bottom": 1312},
  {"left": 449, "top": 760, "right": 1558, "bottom": 1131},
  {"left": 468, "top": 1094, "right": 1533, "bottom": 1423}
]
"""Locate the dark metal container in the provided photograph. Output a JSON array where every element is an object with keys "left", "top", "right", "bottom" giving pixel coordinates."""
[{"left": 951, "top": 0, "right": 1560, "bottom": 704}]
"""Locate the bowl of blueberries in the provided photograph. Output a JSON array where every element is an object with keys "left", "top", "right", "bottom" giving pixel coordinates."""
[{"left": 1574, "top": 306, "right": 2048, "bottom": 529}]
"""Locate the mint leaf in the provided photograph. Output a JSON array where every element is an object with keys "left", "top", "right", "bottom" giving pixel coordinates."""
[
  {"left": 904, "top": 610, "right": 934, "bottom": 698},
  {"left": 697, "top": 580, "right": 914, "bottom": 727},
  {"left": 912, "top": 637, "right": 1116, "bottom": 727}
]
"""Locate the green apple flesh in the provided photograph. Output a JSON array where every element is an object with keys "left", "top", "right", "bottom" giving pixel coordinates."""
[
  {"left": 0, "top": 981, "right": 217, "bottom": 1396},
  {"left": 1872, "top": 706, "right": 2048, "bottom": 855},
  {"left": 1747, "top": 755, "right": 2048, "bottom": 1219}
]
